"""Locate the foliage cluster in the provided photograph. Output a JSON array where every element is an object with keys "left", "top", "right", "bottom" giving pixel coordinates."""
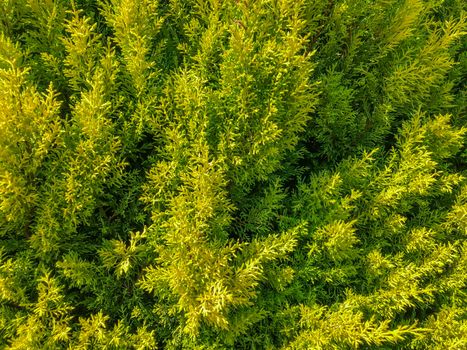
[{"left": 0, "top": 0, "right": 466, "bottom": 349}]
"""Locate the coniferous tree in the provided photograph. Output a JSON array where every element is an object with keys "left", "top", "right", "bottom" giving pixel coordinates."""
[{"left": 0, "top": 0, "right": 466, "bottom": 349}]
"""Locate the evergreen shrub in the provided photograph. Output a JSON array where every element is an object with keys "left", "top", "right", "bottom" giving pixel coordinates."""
[{"left": 0, "top": 0, "right": 466, "bottom": 349}]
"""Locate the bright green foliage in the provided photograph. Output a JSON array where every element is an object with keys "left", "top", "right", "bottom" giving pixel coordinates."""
[{"left": 0, "top": 0, "right": 466, "bottom": 349}]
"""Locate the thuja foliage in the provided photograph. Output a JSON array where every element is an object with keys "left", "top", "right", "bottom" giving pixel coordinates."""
[{"left": 0, "top": 0, "right": 466, "bottom": 348}]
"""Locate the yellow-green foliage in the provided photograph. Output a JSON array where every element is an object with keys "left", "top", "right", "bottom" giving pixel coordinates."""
[{"left": 0, "top": 0, "right": 466, "bottom": 349}]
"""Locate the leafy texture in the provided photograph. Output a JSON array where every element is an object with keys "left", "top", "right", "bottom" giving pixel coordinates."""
[{"left": 0, "top": 0, "right": 466, "bottom": 349}]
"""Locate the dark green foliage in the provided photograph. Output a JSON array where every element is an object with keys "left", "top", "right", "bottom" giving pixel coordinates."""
[{"left": 0, "top": 0, "right": 466, "bottom": 349}]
